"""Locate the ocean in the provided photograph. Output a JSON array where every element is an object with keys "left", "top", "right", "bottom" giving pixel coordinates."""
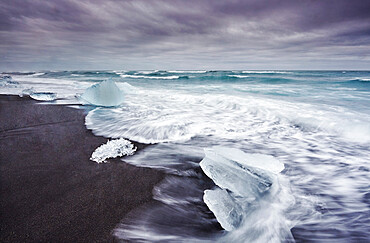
[{"left": 1, "top": 70, "right": 370, "bottom": 242}]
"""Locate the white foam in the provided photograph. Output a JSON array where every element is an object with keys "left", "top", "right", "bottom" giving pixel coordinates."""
[
  {"left": 0, "top": 75, "right": 18, "bottom": 87},
  {"left": 135, "top": 70, "right": 160, "bottom": 75},
  {"left": 228, "top": 75, "right": 249, "bottom": 78},
  {"left": 90, "top": 138, "right": 136, "bottom": 163},
  {"left": 244, "top": 70, "right": 290, "bottom": 74},
  {"left": 120, "top": 74, "right": 180, "bottom": 79},
  {"left": 167, "top": 70, "right": 207, "bottom": 74},
  {"left": 28, "top": 72, "right": 45, "bottom": 77},
  {"left": 355, "top": 77, "right": 370, "bottom": 82},
  {"left": 85, "top": 89, "right": 370, "bottom": 144}
]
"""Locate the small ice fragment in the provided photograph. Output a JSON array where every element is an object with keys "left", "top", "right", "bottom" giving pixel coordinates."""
[
  {"left": 29, "top": 92, "right": 57, "bottom": 101},
  {"left": 19, "top": 88, "right": 35, "bottom": 97},
  {"left": 90, "top": 138, "right": 136, "bottom": 163},
  {"left": 81, "top": 79, "right": 125, "bottom": 107},
  {"left": 19, "top": 88, "right": 56, "bottom": 101},
  {"left": 203, "top": 188, "right": 242, "bottom": 231}
]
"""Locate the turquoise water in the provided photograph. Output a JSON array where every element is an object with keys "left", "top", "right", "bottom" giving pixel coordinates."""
[{"left": 1, "top": 70, "right": 370, "bottom": 242}]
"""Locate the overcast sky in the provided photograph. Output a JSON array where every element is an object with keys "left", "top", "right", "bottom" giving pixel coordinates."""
[{"left": 1, "top": 0, "right": 370, "bottom": 71}]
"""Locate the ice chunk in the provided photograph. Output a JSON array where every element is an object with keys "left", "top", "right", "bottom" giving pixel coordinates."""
[
  {"left": 30, "top": 92, "right": 57, "bottom": 101},
  {"left": 200, "top": 148, "right": 279, "bottom": 198},
  {"left": 90, "top": 138, "right": 136, "bottom": 163},
  {"left": 19, "top": 88, "right": 57, "bottom": 101},
  {"left": 200, "top": 147, "right": 287, "bottom": 232},
  {"left": 117, "top": 82, "right": 138, "bottom": 94},
  {"left": 203, "top": 188, "right": 242, "bottom": 231},
  {"left": 81, "top": 79, "right": 125, "bottom": 107},
  {"left": 19, "top": 88, "right": 35, "bottom": 97},
  {"left": 210, "top": 147, "right": 284, "bottom": 174}
]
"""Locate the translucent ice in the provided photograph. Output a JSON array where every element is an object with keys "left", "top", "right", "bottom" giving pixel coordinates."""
[
  {"left": 19, "top": 88, "right": 35, "bottom": 97},
  {"left": 81, "top": 79, "right": 125, "bottom": 107},
  {"left": 118, "top": 82, "right": 138, "bottom": 94},
  {"left": 19, "top": 88, "right": 57, "bottom": 101},
  {"left": 203, "top": 188, "right": 242, "bottom": 231},
  {"left": 29, "top": 92, "right": 57, "bottom": 101},
  {"left": 200, "top": 147, "right": 283, "bottom": 198},
  {"left": 90, "top": 138, "right": 136, "bottom": 163},
  {"left": 210, "top": 147, "right": 284, "bottom": 174},
  {"left": 200, "top": 147, "right": 289, "bottom": 233}
]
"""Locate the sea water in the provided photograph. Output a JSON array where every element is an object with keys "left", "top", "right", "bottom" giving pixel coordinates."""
[{"left": 1, "top": 70, "right": 369, "bottom": 242}]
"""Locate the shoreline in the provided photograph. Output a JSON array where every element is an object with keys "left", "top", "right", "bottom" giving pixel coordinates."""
[{"left": 0, "top": 95, "right": 164, "bottom": 242}]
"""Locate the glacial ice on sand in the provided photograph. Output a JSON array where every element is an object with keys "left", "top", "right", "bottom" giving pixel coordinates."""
[
  {"left": 203, "top": 188, "right": 242, "bottom": 231},
  {"left": 209, "top": 147, "right": 285, "bottom": 174},
  {"left": 30, "top": 92, "right": 57, "bottom": 101},
  {"left": 90, "top": 138, "right": 136, "bottom": 163},
  {"left": 200, "top": 147, "right": 291, "bottom": 239},
  {"left": 200, "top": 147, "right": 283, "bottom": 199},
  {"left": 19, "top": 88, "right": 57, "bottom": 101},
  {"left": 80, "top": 79, "right": 125, "bottom": 107},
  {"left": 19, "top": 88, "right": 35, "bottom": 97}
]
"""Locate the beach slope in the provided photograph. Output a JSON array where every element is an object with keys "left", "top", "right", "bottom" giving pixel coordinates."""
[{"left": 0, "top": 95, "right": 163, "bottom": 242}]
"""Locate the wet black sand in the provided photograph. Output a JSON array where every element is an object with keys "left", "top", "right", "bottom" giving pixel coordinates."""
[{"left": 0, "top": 95, "right": 164, "bottom": 242}]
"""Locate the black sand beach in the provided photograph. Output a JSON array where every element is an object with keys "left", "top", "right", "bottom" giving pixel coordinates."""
[{"left": 0, "top": 95, "right": 164, "bottom": 242}]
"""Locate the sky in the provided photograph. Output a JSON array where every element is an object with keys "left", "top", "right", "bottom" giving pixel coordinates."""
[{"left": 1, "top": 0, "right": 370, "bottom": 71}]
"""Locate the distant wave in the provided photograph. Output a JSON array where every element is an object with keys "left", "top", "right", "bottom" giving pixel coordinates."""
[
  {"left": 28, "top": 72, "right": 45, "bottom": 77},
  {"left": 353, "top": 78, "right": 370, "bottom": 82},
  {"left": 120, "top": 74, "right": 181, "bottom": 80},
  {"left": 3, "top": 71, "right": 43, "bottom": 76},
  {"left": 167, "top": 70, "right": 207, "bottom": 74},
  {"left": 135, "top": 70, "right": 160, "bottom": 75},
  {"left": 228, "top": 75, "right": 249, "bottom": 78},
  {"left": 242, "top": 70, "right": 290, "bottom": 74}
]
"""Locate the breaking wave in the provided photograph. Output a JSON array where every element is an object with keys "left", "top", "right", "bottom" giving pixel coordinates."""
[
  {"left": 120, "top": 74, "right": 182, "bottom": 80},
  {"left": 85, "top": 89, "right": 370, "bottom": 144},
  {"left": 228, "top": 75, "right": 249, "bottom": 78},
  {"left": 241, "top": 71, "right": 290, "bottom": 74}
]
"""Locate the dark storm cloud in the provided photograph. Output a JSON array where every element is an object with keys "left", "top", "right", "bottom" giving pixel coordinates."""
[{"left": 0, "top": 0, "right": 369, "bottom": 70}]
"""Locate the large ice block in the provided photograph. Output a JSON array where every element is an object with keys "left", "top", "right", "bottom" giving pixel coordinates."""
[
  {"left": 200, "top": 147, "right": 287, "bottom": 232},
  {"left": 81, "top": 79, "right": 125, "bottom": 107},
  {"left": 200, "top": 148, "right": 281, "bottom": 198},
  {"left": 203, "top": 188, "right": 242, "bottom": 231}
]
